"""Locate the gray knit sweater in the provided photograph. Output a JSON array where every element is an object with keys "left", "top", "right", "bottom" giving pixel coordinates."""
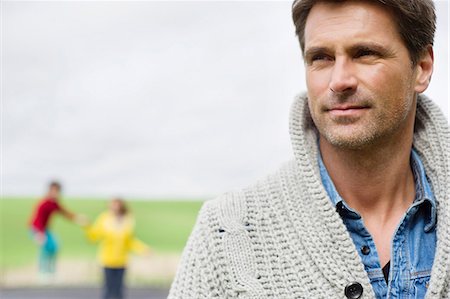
[{"left": 168, "top": 94, "right": 450, "bottom": 299}]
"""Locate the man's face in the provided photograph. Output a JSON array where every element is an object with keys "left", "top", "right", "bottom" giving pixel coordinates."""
[{"left": 303, "top": 1, "right": 429, "bottom": 149}]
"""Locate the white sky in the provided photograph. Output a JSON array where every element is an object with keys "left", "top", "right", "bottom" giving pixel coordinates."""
[{"left": 2, "top": 1, "right": 449, "bottom": 198}]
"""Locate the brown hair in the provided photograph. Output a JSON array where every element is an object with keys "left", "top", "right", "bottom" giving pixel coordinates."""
[
  {"left": 49, "top": 181, "right": 62, "bottom": 192},
  {"left": 292, "top": 0, "right": 436, "bottom": 65}
]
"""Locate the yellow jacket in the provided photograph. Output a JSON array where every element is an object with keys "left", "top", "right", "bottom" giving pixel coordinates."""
[{"left": 86, "top": 211, "right": 149, "bottom": 268}]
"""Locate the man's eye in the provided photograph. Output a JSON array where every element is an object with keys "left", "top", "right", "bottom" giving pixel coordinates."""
[
  {"left": 312, "top": 54, "right": 330, "bottom": 61},
  {"left": 355, "top": 49, "right": 378, "bottom": 58}
]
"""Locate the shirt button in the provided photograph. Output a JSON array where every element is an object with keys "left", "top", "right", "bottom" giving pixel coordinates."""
[
  {"left": 361, "top": 245, "right": 370, "bottom": 255},
  {"left": 345, "top": 282, "right": 363, "bottom": 299}
]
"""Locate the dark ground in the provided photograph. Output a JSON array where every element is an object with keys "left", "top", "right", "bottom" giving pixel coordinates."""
[{"left": 0, "top": 287, "right": 169, "bottom": 299}]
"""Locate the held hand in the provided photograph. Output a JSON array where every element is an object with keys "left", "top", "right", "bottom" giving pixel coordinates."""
[{"left": 74, "top": 214, "right": 90, "bottom": 227}]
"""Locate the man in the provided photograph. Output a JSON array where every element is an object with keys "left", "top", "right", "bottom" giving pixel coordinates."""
[
  {"left": 29, "top": 181, "right": 87, "bottom": 281},
  {"left": 168, "top": 0, "right": 449, "bottom": 298}
]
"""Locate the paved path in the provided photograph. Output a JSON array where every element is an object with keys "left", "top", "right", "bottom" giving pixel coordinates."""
[{"left": 0, "top": 287, "right": 169, "bottom": 299}]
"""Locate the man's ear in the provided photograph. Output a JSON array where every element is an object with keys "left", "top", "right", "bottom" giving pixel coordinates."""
[{"left": 414, "top": 45, "right": 434, "bottom": 93}]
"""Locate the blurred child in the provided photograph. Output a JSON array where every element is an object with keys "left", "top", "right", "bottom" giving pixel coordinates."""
[
  {"left": 86, "top": 198, "right": 150, "bottom": 299},
  {"left": 28, "top": 181, "right": 87, "bottom": 281}
]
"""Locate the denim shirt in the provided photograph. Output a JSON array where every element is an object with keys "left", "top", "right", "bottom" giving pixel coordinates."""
[{"left": 319, "top": 149, "right": 437, "bottom": 299}]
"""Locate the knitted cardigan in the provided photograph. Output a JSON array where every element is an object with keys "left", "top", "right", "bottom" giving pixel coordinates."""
[{"left": 168, "top": 94, "right": 450, "bottom": 299}]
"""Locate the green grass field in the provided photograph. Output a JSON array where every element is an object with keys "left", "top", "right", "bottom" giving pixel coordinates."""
[{"left": 0, "top": 197, "right": 203, "bottom": 270}]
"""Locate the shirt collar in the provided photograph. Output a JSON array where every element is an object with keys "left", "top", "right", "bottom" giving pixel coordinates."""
[
  {"left": 318, "top": 153, "right": 361, "bottom": 219},
  {"left": 410, "top": 148, "right": 437, "bottom": 232},
  {"left": 318, "top": 148, "right": 437, "bottom": 231}
]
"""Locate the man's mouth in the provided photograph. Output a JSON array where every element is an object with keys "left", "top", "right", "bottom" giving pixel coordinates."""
[{"left": 326, "top": 105, "right": 370, "bottom": 117}]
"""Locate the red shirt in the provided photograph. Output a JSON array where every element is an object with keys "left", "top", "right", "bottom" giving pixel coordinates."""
[{"left": 30, "top": 198, "right": 61, "bottom": 232}]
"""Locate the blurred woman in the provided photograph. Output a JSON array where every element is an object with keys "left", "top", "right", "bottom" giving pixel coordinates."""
[{"left": 86, "top": 198, "right": 150, "bottom": 299}]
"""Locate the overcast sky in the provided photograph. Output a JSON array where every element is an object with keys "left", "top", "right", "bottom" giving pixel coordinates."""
[{"left": 2, "top": 1, "right": 449, "bottom": 199}]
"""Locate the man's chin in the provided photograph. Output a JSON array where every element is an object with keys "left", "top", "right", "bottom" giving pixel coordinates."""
[{"left": 321, "top": 129, "right": 376, "bottom": 150}]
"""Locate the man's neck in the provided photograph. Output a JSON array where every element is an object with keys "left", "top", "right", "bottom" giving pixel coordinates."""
[{"left": 319, "top": 130, "right": 416, "bottom": 223}]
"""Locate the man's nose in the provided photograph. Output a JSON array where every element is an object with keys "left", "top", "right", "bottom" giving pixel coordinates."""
[{"left": 329, "top": 58, "right": 358, "bottom": 93}]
